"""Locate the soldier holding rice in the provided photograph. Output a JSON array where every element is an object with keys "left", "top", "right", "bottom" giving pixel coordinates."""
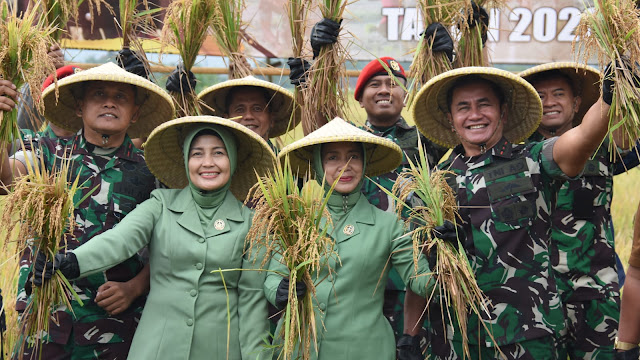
[{"left": 411, "top": 65, "right": 617, "bottom": 359}]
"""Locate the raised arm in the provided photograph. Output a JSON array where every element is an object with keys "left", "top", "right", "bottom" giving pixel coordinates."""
[
  {"left": 553, "top": 98, "right": 610, "bottom": 177},
  {"left": 0, "top": 79, "right": 27, "bottom": 190}
]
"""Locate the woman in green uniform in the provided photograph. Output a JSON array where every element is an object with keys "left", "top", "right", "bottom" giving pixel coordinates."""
[
  {"left": 35, "top": 116, "right": 276, "bottom": 360},
  {"left": 265, "top": 117, "right": 436, "bottom": 360}
]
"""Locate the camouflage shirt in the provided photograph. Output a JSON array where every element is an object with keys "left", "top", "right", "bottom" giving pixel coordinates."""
[
  {"left": 529, "top": 132, "right": 618, "bottom": 302},
  {"left": 16, "top": 130, "right": 156, "bottom": 347},
  {"left": 438, "top": 137, "right": 565, "bottom": 346}
]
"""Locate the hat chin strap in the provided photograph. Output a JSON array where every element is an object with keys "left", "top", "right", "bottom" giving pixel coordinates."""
[
  {"left": 454, "top": 115, "right": 503, "bottom": 155},
  {"left": 101, "top": 134, "right": 110, "bottom": 145}
]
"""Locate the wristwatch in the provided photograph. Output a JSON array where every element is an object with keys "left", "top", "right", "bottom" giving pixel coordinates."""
[{"left": 615, "top": 337, "right": 639, "bottom": 351}]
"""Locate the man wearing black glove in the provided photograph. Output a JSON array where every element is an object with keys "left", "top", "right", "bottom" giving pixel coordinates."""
[
  {"left": 116, "top": 48, "right": 150, "bottom": 79},
  {"left": 462, "top": 1, "right": 489, "bottom": 44},
  {"left": 310, "top": 18, "right": 341, "bottom": 59},
  {"left": 423, "top": 23, "right": 454, "bottom": 63},
  {"left": 287, "top": 57, "right": 312, "bottom": 87},
  {"left": 166, "top": 63, "right": 197, "bottom": 94},
  {"left": 32, "top": 251, "right": 80, "bottom": 286},
  {"left": 275, "top": 277, "right": 307, "bottom": 310}
]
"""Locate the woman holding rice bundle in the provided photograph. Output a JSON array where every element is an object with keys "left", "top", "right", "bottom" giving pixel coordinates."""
[
  {"left": 264, "top": 118, "right": 436, "bottom": 360},
  {"left": 34, "top": 116, "right": 275, "bottom": 359}
]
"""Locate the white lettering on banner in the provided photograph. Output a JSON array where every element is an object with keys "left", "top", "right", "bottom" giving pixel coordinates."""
[
  {"left": 381, "top": 6, "right": 586, "bottom": 44},
  {"left": 382, "top": 7, "right": 403, "bottom": 41}
]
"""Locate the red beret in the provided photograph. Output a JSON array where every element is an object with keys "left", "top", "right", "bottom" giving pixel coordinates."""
[
  {"left": 354, "top": 57, "right": 406, "bottom": 101},
  {"left": 41, "top": 65, "right": 83, "bottom": 92}
]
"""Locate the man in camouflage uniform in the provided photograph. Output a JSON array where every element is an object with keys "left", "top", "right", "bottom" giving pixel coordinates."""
[
  {"left": 411, "top": 66, "right": 618, "bottom": 359},
  {"left": 520, "top": 63, "right": 626, "bottom": 359},
  {"left": 354, "top": 57, "right": 448, "bottom": 355},
  {"left": 0, "top": 62, "right": 174, "bottom": 359}
]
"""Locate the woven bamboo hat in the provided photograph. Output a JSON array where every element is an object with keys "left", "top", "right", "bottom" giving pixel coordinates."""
[
  {"left": 278, "top": 117, "right": 402, "bottom": 177},
  {"left": 41, "top": 62, "right": 175, "bottom": 139},
  {"left": 413, "top": 67, "right": 542, "bottom": 149},
  {"left": 196, "top": 76, "right": 299, "bottom": 138},
  {"left": 519, "top": 62, "right": 601, "bottom": 125},
  {"left": 144, "top": 116, "right": 276, "bottom": 200}
]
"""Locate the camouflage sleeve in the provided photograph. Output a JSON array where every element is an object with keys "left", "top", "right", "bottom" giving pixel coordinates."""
[
  {"left": 238, "top": 245, "right": 269, "bottom": 358},
  {"left": 73, "top": 192, "right": 163, "bottom": 276},
  {"left": 537, "top": 137, "right": 573, "bottom": 181},
  {"left": 422, "top": 135, "right": 450, "bottom": 165}
]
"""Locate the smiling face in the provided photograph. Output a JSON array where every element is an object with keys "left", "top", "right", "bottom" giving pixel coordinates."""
[
  {"left": 447, "top": 80, "right": 507, "bottom": 157},
  {"left": 75, "top": 81, "right": 140, "bottom": 146},
  {"left": 321, "top": 142, "right": 364, "bottom": 194},
  {"left": 531, "top": 76, "right": 580, "bottom": 137},
  {"left": 224, "top": 87, "right": 273, "bottom": 140},
  {"left": 188, "top": 134, "right": 231, "bottom": 191},
  {"left": 358, "top": 75, "right": 406, "bottom": 128}
]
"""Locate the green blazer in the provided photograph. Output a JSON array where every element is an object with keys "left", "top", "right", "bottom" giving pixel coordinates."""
[
  {"left": 264, "top": 195, "right": 434, "bottom": 360},
  {"left": 74, "top": 187, "right": 269, "bottom": 360}
]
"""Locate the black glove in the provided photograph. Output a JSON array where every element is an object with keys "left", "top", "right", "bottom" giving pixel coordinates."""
[
  {"left": 0, "top": 289, "right": 5, "bottom": 333},
  {"left": 33, "top": 252, "right": 79, "bottom": 286},
  {"left": 116, "top": 48, "right": 149, "bottom": 79},
  {"left": 310, "top": 18, "right": 341, "bottom": 59},
  {"left": 397, "top": 334, "right": 423, "bottom": 360},
  {"left": 428, "top": 220, "right": 465, "bottom": 269},
  {"left": 166, "top": 63, "right": 197, "bottom": 94},
  {"left": 461, "top": 1, "right": 489, "bottom": 44},
  {"left": 275, "top": 277, "right": 307, "bottom": 310},
  {"left": 423, "top": 23, "right": 454, "bottom": 62},
  {"left": 602, "top": 58, "right": 640, "bottom": 106},
  {"left": 287, "top": 57, "right": 312, "bottom": 86},
  {"left": 615, "top": 347, "right": 640, "bottom": 360}
]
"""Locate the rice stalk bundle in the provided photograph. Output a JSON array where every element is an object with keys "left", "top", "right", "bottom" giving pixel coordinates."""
[
  {"left": 454, "top": 0, "right": 505, "bottom": 67},
  {"left": 119, "top": 0, "right": 160, "bottom": 49},
  {"left": 303, "top": 0, "right": 348, "bottom": 132},
  {"left": 573, "top": 0, "right": 640, "bottom": 151},
  {"left": 0, "top": 217, "right": 21, "bottom": 360},
  {"left": 388, "top": 137, "right": 499, "bottom": 359},
  {"left": 43, "top": 0, "right": 106, "bottom": 42},
  {"left": 286, "top": 0, "right": 312, "bottom": 135},
  {"left": 210, "top": 0, "right": 252, "bottom": 79},
  {"left": 407, "top": 0, "right": 456, "bottom": 108},
  {"left": 0, "top": 1, "right": 56, "bottom": 147},
  {"left": 246, "top": 159, "right": 339, "bottom": 360},
  {"left": 0, "top": 150, "right": 83, "bottom": 359},
  {"left": 162, "top": 0, "right": 217, "bottom": 116}
]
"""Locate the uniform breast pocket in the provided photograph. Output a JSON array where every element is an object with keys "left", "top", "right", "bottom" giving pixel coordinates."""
[{"left": 487, "top": 177, "right": 536, "bottom": 232}]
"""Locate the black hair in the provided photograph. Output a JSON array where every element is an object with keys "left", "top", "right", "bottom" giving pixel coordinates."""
[
  {"left": 74, "top": 81, "right": 143, "bottom": 105},
  {"left": 526, "top": 70, "right": 577, "bottom": 96},
  {"left": 446, "top": 75, "right": 506, "bottom": 112},
  {"left": 224, "top": 86, "right": 273, "bottom": 114}
]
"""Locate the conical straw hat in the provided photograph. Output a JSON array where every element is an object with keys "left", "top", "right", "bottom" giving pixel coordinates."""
[
  {"left": 412, "top": 67, "right": 542, "bottom": 148},
  {"left": 144, "top": 115, "right": 276, "bottom": 200},
  {"left": 197, "top": 76, "right": 299, "bottom": 138},
  {"left": 519, "top": 62, "right": 601, "bottom": 125},
  {"left": 41, "top": 62, "right": 175, "bottom": 139},
  {"left": 278, "top": 117, "right": 402, "bottom": 177}
]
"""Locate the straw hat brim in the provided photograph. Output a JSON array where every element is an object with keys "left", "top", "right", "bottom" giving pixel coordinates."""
[
  {"left": 197, "top": 76, "right": 299, "bottom": 138},
  {"left": 278, "top": 117, "right": 402, "bottom": 178},
  {"left": 519, "top": 62, "right": 601, "bottom": 126},
  {"left": 412, "top": 67, "right": 543, "bottom": 149},
  {"left": 42, "top": 62, "right": 175, "bottom": 139},
  {"left": 144, "top": 116, "right": 277, "bottom": 201}
]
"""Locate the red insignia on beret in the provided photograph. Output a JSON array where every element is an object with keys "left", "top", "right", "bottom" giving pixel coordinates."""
[{"left": 41, "top": 65, "right": 83, "bottom": 92}]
